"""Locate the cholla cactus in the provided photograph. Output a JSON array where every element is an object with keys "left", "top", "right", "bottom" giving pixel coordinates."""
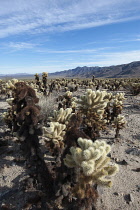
[
  {"left": 2, "top": 108, "right": 13, "bottom": 129},
  {"left": 71, "top": 97, "right": 77, "bottom": 110},
  {"left": 92, "top": 75, "right": 95, "bottom": 82},
  {"left": 49, "top": 108, "right": 74, "bottom": 125},
  {"left": 104, "top": 92, "right": 113, "bottom": 101},
  {"left": 11, "top": 78, "right": 19, "bottom": 84},
  {"left": 43, "top": 122, "right": 66, "bottom": 144},
  {"left": 42, "top": 72, "right": 48, "bottom": 77},
  {"left": 113, "top": 99, "right": 123, "bottom": 107},
  {"left": 42, "top": 72, "right": 48, "bottom": 94},
  {"left": 65, "top": 91, "right": 72, "bottom": 98},
  {"left": 103, "top": 92, "right": 125, "bottom": 126},
  {"left": 5, "top": 79, "right": 18, "bottom": 89},
  {"left": 112, "top": 115, "right": 126, "bottom": 138},
  {"left": 57, "top": 91, "right": 75, "bottom": 110},
  {"left": 115, "top": 92, "right": 125, "bottom": 101},
  {"left": 112, "top": 93, "right": 125, "bottom": 118},
  {"left": 64, "top": 138, "right": 119, "bottom": 188},
  {"left": 34, "top": 73, "right": 39, "bottom": 81},
  {"left": 76, "top": 90, "right": 108, "bottom": 139},
  {"left": 77, "top": 89, "right": 107, "bottom": 112},
  {"left": 127, "top": 82, "right": 140, "bottom": 95}
]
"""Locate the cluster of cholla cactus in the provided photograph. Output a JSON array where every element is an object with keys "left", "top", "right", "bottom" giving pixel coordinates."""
[
  {"left": 64, "top": 138, "right": 119, "bottom": 195},
  {"left": 77, "top": 89, "right": 108, "bottom": 139},
  {"left": 0, "top": 78, "right": 19, "bottom": 97},
  {"left": 112, "top": 93, "right": 125, "bottom": 117},
  {"left": 34, "top": 72, "right": 49, "bottom": 95},
  {"left": 43, "top": 122, "right": 66, "bottom": 146},
  {"left": 2, "top": 108, "right": 13, "bottom": 129},
  {"left": 104, "top": 92, "right": 125, "bottom": 120},
  {"left": 104, "top": 92, "right": 126, "bottom": 137},
  {"left": 70, "top": 89, "right": 126, "bottom": 139},
  {"left": 5, "top": 78, "right": 19, "bottom": 90},
  {"left": 42, "top": 107, "right": 74, "bottom": 153},
  {"left": 57, "top": 91, "right": 77, "bottom": 111},
  {"left": 49, "top": 107, "right": 74, "bottom": 124},
  {"left": 2, "top": 78, "right": 130, "bottom": 209}
]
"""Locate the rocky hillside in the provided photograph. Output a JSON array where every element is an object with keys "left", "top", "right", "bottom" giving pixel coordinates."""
[
  {"left": 0, "top": 61, "right": 140, "bottom": 79},
  {"left": 49, "top": 61, "right": 140, "bottom": 78}
]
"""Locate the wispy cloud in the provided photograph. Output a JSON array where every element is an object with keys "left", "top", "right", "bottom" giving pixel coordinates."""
[
  {"left": 7, "top": 42, "right": 39, "bottom": 50},
  {"left": 112, "top": 38, "right": 140, "bottom": 43},
  {"left": 1, "top": 50, "right": 140, "bottom": 74},
  {"left": 70, "top": 50, "right": 140, "bottom": 67},
  {"left": 36, "top": 47, "right": 111, "bottom": 54},
  {"left": 0, "top": 0, "right": 140, "bottom": 38}
]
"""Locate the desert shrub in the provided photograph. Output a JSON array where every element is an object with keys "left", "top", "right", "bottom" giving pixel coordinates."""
[{"left": 38, "top": 94, "right": 57, "bottom": 121}]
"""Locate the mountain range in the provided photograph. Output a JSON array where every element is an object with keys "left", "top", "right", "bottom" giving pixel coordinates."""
[
  {"left": 49, "top": 61, "right": 140, "bottom": 78},
  {"left": 0, "top": 61, "right": 140, "bottom": 79}
]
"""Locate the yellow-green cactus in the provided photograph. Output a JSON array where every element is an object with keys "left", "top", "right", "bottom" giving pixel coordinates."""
[
  {"left": 77, "top": 89, "right": 107, "bottom": 113},
  {"left": 64, "top": 138, "right": 119, "bottom": 187},
  {"left": 2, "top": 109, "right": 13, "bottom": 128},
  {"left": 112, "top": 115, "right": 126, "bottom": 138},
  {"left": 112, "top": 115, "right": 126, "bottom": 128},
  {"left": 11, "top": 78, "right": 18, "bottom": 84},
  {"left": 42, "top": 72, "right": 48, "bottom": 77},
  {"left": 49, "top": 108, "right": 74, "bottom": 125},
  {"left": 5, "top": 79, "right": 18, "bottom": 89},
  {"left": 43, "top": 122, "right": 66, "bottom": 144},
  {"left": 65, "top": 91, "right": 72, "bottom": 98},
  {"left": 104, "top": 92, "right": 113, "bottom": 101},
  {"left": 114, "top": 92, "right": 125, "bottom": 101}
]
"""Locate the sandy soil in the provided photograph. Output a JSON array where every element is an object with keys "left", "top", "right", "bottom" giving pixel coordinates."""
[{"left": 0, "top": 92, "right": 140, "bottom": 210}]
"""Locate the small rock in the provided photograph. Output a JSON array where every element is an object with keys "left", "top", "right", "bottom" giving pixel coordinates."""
[
  {"left": 129, "top": 194, "right": 134, "bottom": 203},
  {"left": 117, "top": 159, "right": 128, "bottom": 165},
  {"left": 108, "top": 153, "right": 111, "bottom": 157},
  {"left": 124, "top": 193, "right": 134, "bottom": 204},
  {"left": 136, "top": 185, "right": 140, "bottom": 192},
  {"left": 97, "top": 185, "right": 103, "bottom": 195},
  {"left": 126, "top": 148, "right": 140, "bottom": 156},
  {"left": 132, "top": 168, "right": 140, "bottom": 172},
  {"left": 113, "top": 192, "right": 119, "bottom": 196},
  {"left": 115, "top": 158, "right": 119, "bottom": 162}
]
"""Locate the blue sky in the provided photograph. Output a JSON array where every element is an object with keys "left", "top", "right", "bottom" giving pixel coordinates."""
[{"left": 0, "top": 0, "right": 140, "bottom": 74}]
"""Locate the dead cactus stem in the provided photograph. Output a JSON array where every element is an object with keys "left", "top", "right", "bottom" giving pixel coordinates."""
[{"left": 11, "top": 82, "right": 55, "bottom": 198}]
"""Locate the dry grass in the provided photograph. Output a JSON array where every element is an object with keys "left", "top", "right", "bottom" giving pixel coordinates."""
[{"left": 38, "top": 93, "right": 59, "bottom": 121}]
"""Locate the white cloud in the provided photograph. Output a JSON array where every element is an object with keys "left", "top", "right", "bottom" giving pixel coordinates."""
[{"left": 0, "top": 0, "right": 140, "bottom": 37}]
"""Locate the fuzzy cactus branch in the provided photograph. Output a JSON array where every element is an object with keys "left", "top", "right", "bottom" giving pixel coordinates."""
[{"left": 64, "top": 137, "right": 119, "bottom": 187}]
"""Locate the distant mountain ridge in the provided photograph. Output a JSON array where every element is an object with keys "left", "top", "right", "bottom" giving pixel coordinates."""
[
  {"left": 0, "top": 61, "right": 140, "bottom": 79},
  {"left": 49, "top": 61, "right": 140, "bottom": 78},
  {"left": 0, "top": 73, "right": 34, "bottom": 79}
]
